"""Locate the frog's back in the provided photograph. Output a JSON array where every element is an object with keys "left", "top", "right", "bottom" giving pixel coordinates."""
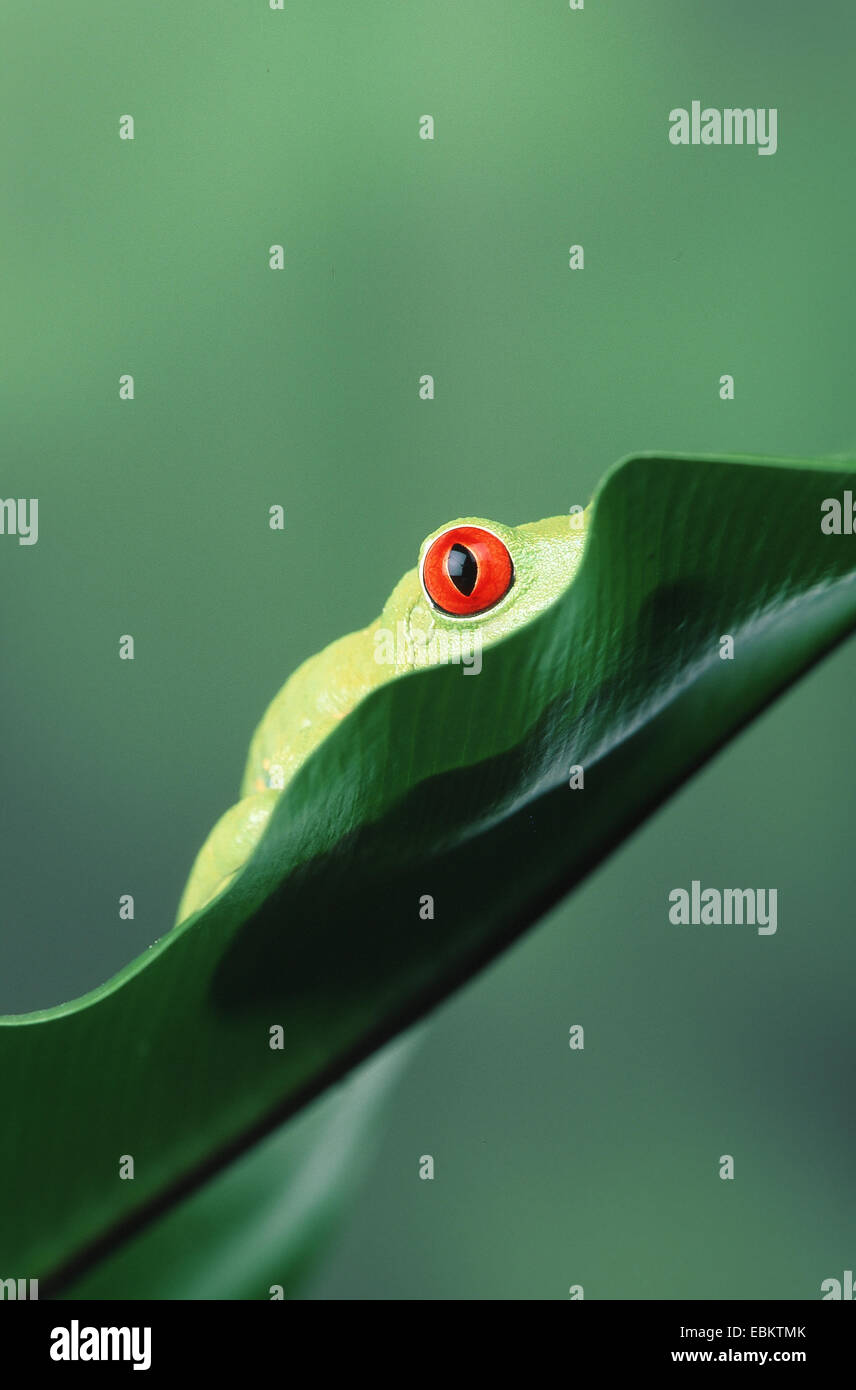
[{"left": 239, "top": 623, "right": 390, "bottom": 799}]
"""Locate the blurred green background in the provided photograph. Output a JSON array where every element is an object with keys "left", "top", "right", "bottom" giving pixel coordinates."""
[{"left": 2, "top": 0, "right": 854, "bottom": 1298}]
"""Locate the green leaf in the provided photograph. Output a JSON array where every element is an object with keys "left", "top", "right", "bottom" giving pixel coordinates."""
[{"left": 2, "top": 453, "right": 855, "bottom": 1298}]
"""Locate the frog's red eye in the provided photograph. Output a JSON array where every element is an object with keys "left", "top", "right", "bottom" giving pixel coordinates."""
[{"left": 421, "top": 525, "right": 514, "bottom": 616}]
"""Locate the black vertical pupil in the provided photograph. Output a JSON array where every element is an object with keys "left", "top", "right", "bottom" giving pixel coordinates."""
[{"left": 447, "top": 544, "right": 478, "bottom": 596}]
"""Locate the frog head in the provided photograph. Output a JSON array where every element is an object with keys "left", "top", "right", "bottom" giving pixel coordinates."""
[{"left": 376, "top": 512, "right": 590, "bottom": 673}]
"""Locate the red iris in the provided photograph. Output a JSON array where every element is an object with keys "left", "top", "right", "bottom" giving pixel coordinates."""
[{"left": 421, "top": 525, "right": 514, "bottom": 616}]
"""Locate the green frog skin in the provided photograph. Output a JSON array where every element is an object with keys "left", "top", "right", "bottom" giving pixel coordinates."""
[{"left": 175, "top": 510, "right": 591, "bottom": 926}]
